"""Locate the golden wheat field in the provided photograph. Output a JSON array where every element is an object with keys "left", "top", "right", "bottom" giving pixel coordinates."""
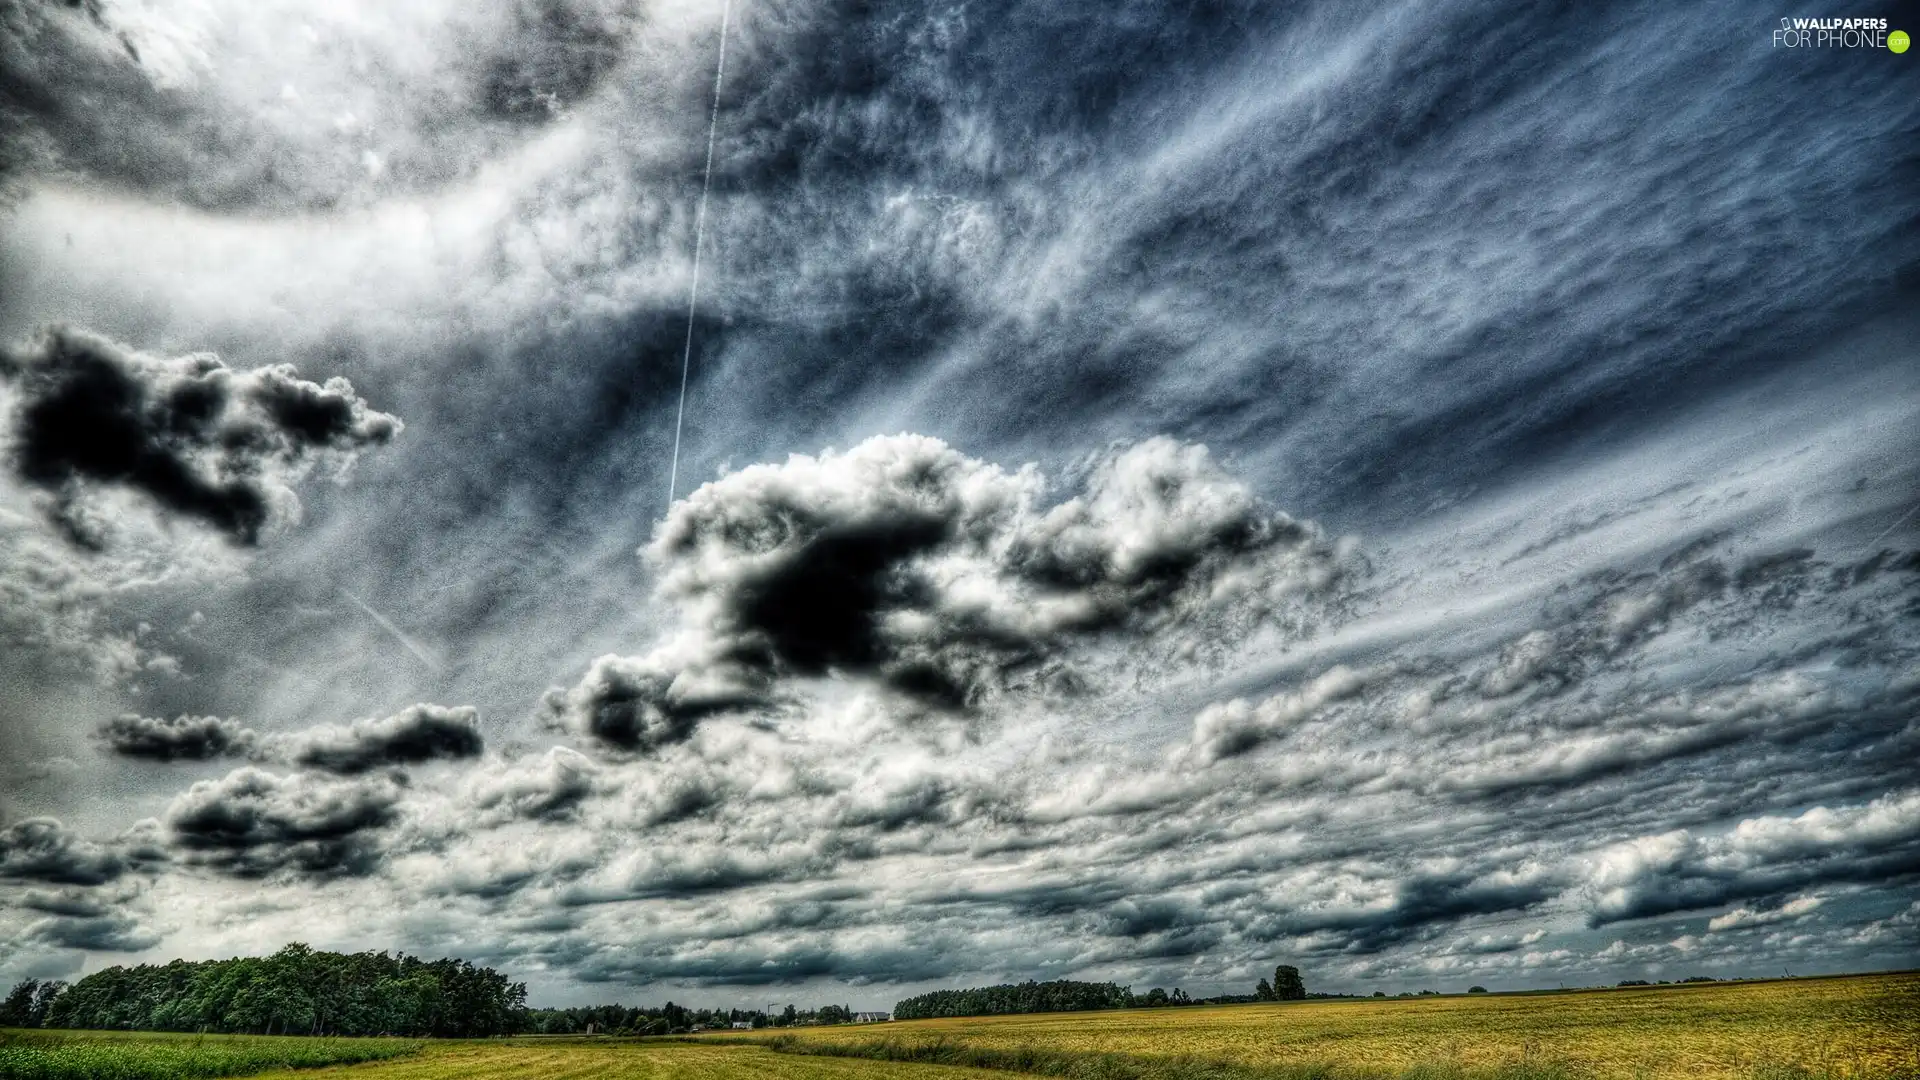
[
  {"left": 243, "top": 1040, "right": 1001, "bottom": 1080},
  {"left": 775, "top": 973, "right": 1920, "bottom": 1079}
]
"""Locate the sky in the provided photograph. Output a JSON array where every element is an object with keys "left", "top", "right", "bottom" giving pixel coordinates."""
[{"left": 0, "top": 0, "right": 1916, "bottom": 1010}]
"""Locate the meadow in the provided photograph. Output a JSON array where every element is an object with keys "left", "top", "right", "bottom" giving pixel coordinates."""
[
  {"left": 4, "top": 973, "right": 1915, "bottom": 1080},
  {"left": 0, "top": 1028, "right": 421, "bottom": 1080}
]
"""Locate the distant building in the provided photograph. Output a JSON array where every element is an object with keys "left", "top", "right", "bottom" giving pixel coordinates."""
[
  {"left": 852, "top": 1011, "right": 891, "bottom": 1023},
  {"left": 732, "top": 1021, "right": 753, "bottom": 1029}
]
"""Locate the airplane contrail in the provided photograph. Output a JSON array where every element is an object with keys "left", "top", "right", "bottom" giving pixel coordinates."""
[
  {"left": 1865, "top": 502, "right": 1918, "bottom": 549},
  {"left": 342, "top": 588, "right": 442, "bottom": 673},
  {"left": 666, "top": 0, "right": 735, "bottom": 512}
]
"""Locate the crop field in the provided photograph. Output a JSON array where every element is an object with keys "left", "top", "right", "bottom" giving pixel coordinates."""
[
  {"left": 5, "top": 973, "right": 1915, "bottom": 1080},
  {"left": 257, "top": 1040, "right": 1005, "bottom": 1080},
  {"left": 0, "top": 1028, "right": 421, "bottom": 1080},
  {"left": 773, "top": 973, "right": 1920, "bottom": 1080}
]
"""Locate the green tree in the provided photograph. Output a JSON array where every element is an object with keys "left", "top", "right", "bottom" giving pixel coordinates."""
[
  {"left": 1272, "top": 965, "right": 1306, "bottom": 1001},
  {"left": 892, "top": 980, "right": 1135, "bottom": 1020},
  {"left": 1254, "top": 976, "right": 1273, "bottom": 1001},
  {"left": 42, "top": 945, "right": 526, "bottom": 1037},
  {"left": 30, "top": 981, "right": 66, "bottom": 1027},
  {"left": 1, "top": 979, "right": 39, "bottom": 1027}
]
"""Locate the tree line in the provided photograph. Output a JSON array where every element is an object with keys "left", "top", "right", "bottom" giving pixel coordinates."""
[
  {"left": 893, "top": 979, "right": 1134, "bottom": 1020},
  {"left": 3, "top": 943, "right": 525, "bottom": 1036},
  {"left": 3, "top": 944, "right": 1331, "bottom": 1034},
  {"left": 892, "top": 967, "right": 1316, "bottom": 1020},
  {"left": 522, "top": 1002, "right": 859, "bottom": 1035}
]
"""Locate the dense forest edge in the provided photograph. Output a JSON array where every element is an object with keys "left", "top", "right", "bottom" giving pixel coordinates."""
[{"left": 1, "top": 944, "right": 521, "bottom": 1037}]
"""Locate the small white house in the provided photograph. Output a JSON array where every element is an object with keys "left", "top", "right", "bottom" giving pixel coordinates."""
[
  {"left": 732, "top": 1021, "right": 753, "bottom": 1029},
  {"left": 852, "top": 1011, "right": 891, "bottom": 1023}
]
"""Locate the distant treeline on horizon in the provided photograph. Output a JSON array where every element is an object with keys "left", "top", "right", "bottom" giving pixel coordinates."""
[{"left": 891, "top": 968, "right": 1321, "bottom": 1019}]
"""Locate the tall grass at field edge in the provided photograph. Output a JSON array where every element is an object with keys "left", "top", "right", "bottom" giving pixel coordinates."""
[{"left": 0, "top": 1029, "right": 424, "bottom": 1080}]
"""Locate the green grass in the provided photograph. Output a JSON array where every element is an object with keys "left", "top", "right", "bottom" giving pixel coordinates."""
[{"left": 0, "top": 1029, "right": 422, "bottom": 1080}]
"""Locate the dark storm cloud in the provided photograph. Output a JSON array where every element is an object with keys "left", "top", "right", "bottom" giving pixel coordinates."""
[
  {"left": 549, "top": 434, "right": 1352, "bottom": 749},
  {"left": 16, "top": 888, "right": 114, "bottom": 918},
  {"left": 547, "top": 657, "right": 739, "bottom": 754},
  {"left": 97, "top": 714, "right": 256, "bottom": 763},
  {"left": 0, "top": 819, "right": 125, "bottom": 886},
  {"left": 0, "top": 326, "right": 400, "bottom": 547},
  {"left": 284, "top": 704, "right": 484, "bottom": 775},
  {"left": 27, "top": 911, "right": 159, "bottom": 952},
  {"left": 95, "top": 706, "right": 484, "bottom": 774},
  {"left": 163, "top": 767, "right": 403, "bottom": 877}
]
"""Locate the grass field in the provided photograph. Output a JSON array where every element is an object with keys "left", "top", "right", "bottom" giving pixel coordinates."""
[
  {"left": 770, "top": 973, "right": 1920, "bottom": 1080},
  {"left": 6, "top": 973, "right": 1915, "bottom": 1080},
  {"left": 255, "top": 1040, "right": 1007, "bottom": 1080},
  {"left": 0, "top": 1028, "right": 421, "bottom": 1080}
]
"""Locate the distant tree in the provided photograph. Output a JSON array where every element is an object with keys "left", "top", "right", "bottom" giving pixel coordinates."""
[
  {"left": 1680, "top": 976, "right": 1717, "bottom": 983},
  {"left": 2, "top": 980, "right": 39, "bottom": 1027},
  {"left": 1272, "top": 966, "right": 1306, "bottom": 1001},
  {"left": 1617, "top": 980, "right": 1650, "bottom": 987},
  {"left": 1418, "top": 990, "right": 1438, "bottom": 996},
  {"left": 1372, "top": 991, "right": 1386, "bottom": 998},
  {"left": 817, "top": 1005, "right": 853, "bottom": 1025},
  {"left": 1468, "top": 986, "right": 1488, "bottom": 994},
  {"left": 892, "top": 980, "right": 1134, "bottom": 1020},
  {"left": 1142, "top": 988, "right": 1169, "bottom": 1007},
  {"left": 1254, "top": 977, "right": 1273, "bottom": 1001},
  {"left": 781, "top": 1004, "right": 798, "bottom": 1027}
]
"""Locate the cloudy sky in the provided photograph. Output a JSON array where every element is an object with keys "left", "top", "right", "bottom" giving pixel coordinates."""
[{"left": 1, "top": 0, "right": 1916, "bottom": 1009}]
